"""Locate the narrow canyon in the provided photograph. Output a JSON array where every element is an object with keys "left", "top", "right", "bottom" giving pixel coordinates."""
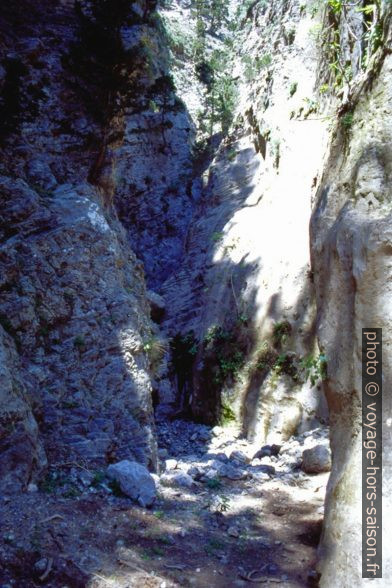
[{"left": 0, "top": 1, "right": 390, "bottom": 586}]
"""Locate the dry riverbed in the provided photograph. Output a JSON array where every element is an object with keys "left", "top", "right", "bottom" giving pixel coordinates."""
[{"left": 0, "top": 422, "right": 329, "bottom": 588}]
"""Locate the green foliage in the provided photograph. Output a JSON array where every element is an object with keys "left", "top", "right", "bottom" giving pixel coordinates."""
[
  {"left": 211, "top": 231, "right": 224, "bottom": 243},
  {"left": 70, "top": 0, "right": 165, "bottom": 122},
  {"left": 242, "top": 54, "right": 272, "bottom": 82},
  {"left": 63, "top": 486, "right": 81, "bottom": 498},
  {"left": 320, "top": 0, "right": 383, "bottom": 90},
  {"left": 256, "top": 342, "right": 277, "bottom": 372},
  {"left": 153, "top": 510, "right": 165, "bottom": 519},
  {"left": 191, "top": 0, "right": 230, "bottom": 34},
  {"left": 198, "top": 321, "right": 250, "bottom": 423},
  {"left": 218, "top": 351, "right": 244, "bottom": 383},
  {"left": 219, "top": 401, "right": 236, "bottom": 426},
  {"left": 227, "top": 148, "right": 237, "bottom": 161},
  {"left": 209, "top": 0, "right": 230, "bottom": 32},
  {"left": 289, "top": 81, "right": 298, "bottom": 97},
  {"left": 199, "top": 49, "right": 238, "bottom": 135},
  {"left": 91, "top": 470, "right": 106, "bottom": 487},
  {"left": 175, "top": 331, "right": 198, "bottom": 356},
  {"left": 203, "top": 325, "right": 244, "bottom": 385},
  {"left": 233, "top": 0, "right": 267, "bottom": 26},
  {"left": 272, "top": 321, "right": 292, "bottom": 348},
  {"left": 206, "top": 476, "right": 222, "bottom": 489},
  {"left": 39, "top": 471, "right": 69, "bottom": 494},
  {"left": 300, "top": 353, "right": 328, "bottom": 386},
  {"left": 271, "top": 138, "right": 281, "bottom": 169},
  {"left": 216, "top": 494, "right": 231, "bottom": 512},
  {"left": 191, "top": 3, "right": 238, "bottom": 137},
  {"left": 143, "top": 336, "right": 167, "bottom": 375},
  {"left": 163, "top": 17, "right": 191, "bottom": 57},
  {"left": 341, "top": 111, "right": 354, "bottom": 128}
]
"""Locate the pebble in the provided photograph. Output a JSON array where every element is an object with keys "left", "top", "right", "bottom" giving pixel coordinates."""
[
  {"left": 220, "top": 464, "right": 246, "bottom": 480},
  {"left": 165, "top": 459, "right": 178, "bottom": 471},
  {"left": 27, "top": 483, "right": 38, "bottom": 493},
  {"left": 229, "top": 450, "right": 250, "bottom": 464},
  {"left": 161, "top": 471, "right": 194, "bottom": 489},
  {"left": 204, "top": 468, "right": 219, "bottom": 479},
  {"left": 250, "top": 471, "right": 270, "bottom": 481},
  {"left": 34, "top": 558, "right": 48, "bottom": 573},
  {"left": 228, "top": 526, "right": 240, "bottom": 538}
]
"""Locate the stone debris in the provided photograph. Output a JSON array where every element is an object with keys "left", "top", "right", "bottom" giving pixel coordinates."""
[
  {"left": 165, "top": 459, "right": 178, "bottom": 471},
  {"left": 156, "top": 420, "right": 329, "bottom": 491},
  {"left": 302, "top": 445, "right": 331, "bottom": 474},
  {"left": 107, "top": 460, "right": 156, "bottom": 507},
  {"left": 227, "top": 526, "right": 240, "bottom": 538},
  {"left": 160, "top": 471, "right": 194, "bottom": 489}
]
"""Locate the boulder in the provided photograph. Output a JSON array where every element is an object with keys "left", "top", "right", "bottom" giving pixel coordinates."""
[
  {"left": 107, "top": 460, "right": 156, "bottom": 507},
  {"left": 301, "top": 445, "right": 331, "bottom": 474}
]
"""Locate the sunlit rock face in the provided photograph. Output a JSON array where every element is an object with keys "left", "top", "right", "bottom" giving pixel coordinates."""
[
  {"left": 311, "top": 35, "right": 392, "bottom": 586},
  {"left": 161, "top": 0, "right": 329, "bottom": 440}
]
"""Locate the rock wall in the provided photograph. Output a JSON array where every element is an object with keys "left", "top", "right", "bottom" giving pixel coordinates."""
[
  {"left": 161, "top": 0, "right": 329, "bottom": 442},
  {"left": 0, "top": 326, "right": 47, "bottom": 492},
  {"left": 0, "top": 0, "right": 168, "bottom": 480},
  {"left": 311, "top": 8, "right": 392, "bottom": 584}
]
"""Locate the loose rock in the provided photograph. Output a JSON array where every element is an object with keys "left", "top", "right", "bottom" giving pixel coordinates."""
[
  {"left": 302, "top": 445, "right": 331, "bottom": 474},
  {"left": 107, "top": 460, "right": 156, "bottom": 507},
  {"left": 160, "top": 471, "right": 194, "bottom": 489}
]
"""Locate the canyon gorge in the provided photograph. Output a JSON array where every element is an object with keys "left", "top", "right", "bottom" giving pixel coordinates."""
[{"left": 0, "top": 0, "right": 391, "bottom": 586}]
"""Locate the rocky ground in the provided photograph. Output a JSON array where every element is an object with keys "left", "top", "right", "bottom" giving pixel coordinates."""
[{"left": 0, "top": 420, "right": 330, "bottom": 587}]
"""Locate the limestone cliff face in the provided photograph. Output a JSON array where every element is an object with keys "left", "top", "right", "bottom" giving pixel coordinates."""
[
  {"left": 0, "top": 0, "right": 166, "bottom": 483},
  {"left": 161, "top": 0, "right": 329, "bottom": 442},
  {"left": 311, "top": 9, "right": 392, "bottom": 584}
]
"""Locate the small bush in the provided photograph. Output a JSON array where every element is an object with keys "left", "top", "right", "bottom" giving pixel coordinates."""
[
  {"left": 289, "top": 81, "right": 298, "bottom": 97},
  {"left": 300, "top": 353, "right": 328, "bottom": 385},
  {"left": 272, "top": 320, "right": 292, "bottom": 348},
  {"left": 341, "top": 112, "right": 354, "bottom": 128},
  {"left": 206, "top": 476, "right": 222, "bottom": 490},
  {"left": 220, "top": 401, "right": 236, "bottom": 425}
]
